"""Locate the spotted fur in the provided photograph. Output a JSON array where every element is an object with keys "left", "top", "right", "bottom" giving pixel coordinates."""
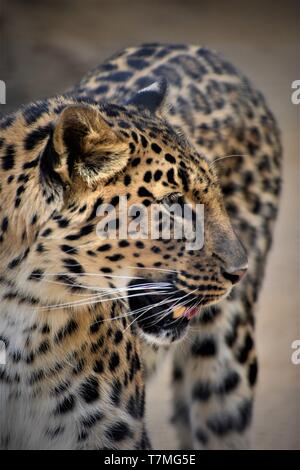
[{"left": 0, "top": 44, "right": 281, "bottom": 449}]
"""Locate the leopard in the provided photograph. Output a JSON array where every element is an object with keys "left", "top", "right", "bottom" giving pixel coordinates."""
[{"left": 0, "top": 43, "right": 282, "bottom": 450}]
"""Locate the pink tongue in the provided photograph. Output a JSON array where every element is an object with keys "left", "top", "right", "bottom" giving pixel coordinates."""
[{"left": 184, "top": 307, "right": 199, "bottom": 320}]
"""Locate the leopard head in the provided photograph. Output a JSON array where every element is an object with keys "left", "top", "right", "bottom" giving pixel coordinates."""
[{"left": 0, "top": 80, "right": 247, "bottom": 345}]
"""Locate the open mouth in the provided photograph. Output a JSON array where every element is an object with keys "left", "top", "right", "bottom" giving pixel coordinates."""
[{"left": 127, "top": 279, "right": 201, "bottom": 343}]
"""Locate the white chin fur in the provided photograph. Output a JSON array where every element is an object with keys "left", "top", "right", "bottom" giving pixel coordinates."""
[{"left": 139, "top": 326, "right": 188, "bottom": 346}]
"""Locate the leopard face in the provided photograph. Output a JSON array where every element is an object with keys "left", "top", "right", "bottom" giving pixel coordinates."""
[{"left": 0, "top": 81, "right": 247, "bottom": 346}]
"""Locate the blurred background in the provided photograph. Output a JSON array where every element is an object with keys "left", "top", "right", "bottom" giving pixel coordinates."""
[{"left": 0, "top": 0, "right": 299, "bottom": 449}]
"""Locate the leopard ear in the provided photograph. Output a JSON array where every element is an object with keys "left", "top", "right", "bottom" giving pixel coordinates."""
[
  {"left": 126, "top": 78, "right": 168, "bottom": 114},
  {"left": 40, "top": 104, "right": 130, "bottom": 190}
]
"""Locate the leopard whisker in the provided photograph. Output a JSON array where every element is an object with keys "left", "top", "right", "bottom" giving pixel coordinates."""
[
  {"left": 37, "top": 288, "right": 172, "bottom": 311},
  {"left": 35, "top": 276, "right": 170, "bottom": 296},
  {"left": 123, "top": 291, "right": 179, "bottom": 332},
  {"left": 89, "top": 291, "right": 176, "bottom": 326},
  {"left": 209, "top": 153, "right": 247, "bottom": 170},
  {"left": 127, "top": 266, "right": 180, "bottom": 275},
  {"left": 36, "top": 272, "right": 146, "bottom": 280},
  {"left": 148, "top": 288, "right": 198, "bottom": 327}
]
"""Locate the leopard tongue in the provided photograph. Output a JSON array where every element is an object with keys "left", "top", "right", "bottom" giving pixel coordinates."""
[
  {"left": 172, "top": 306, "right": 200, "bottom": 319},
  {"left": 184, "top": 307, "right": 199, "bottom": 319}
]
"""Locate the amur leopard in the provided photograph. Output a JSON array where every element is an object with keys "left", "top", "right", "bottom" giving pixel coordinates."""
[{"left": 0, "top": 44, "right": 281, "bottom": 449}]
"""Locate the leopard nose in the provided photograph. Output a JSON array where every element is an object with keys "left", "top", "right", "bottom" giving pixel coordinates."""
[{"left": 222, "top": 266, "right": 248, "bottom": 285}]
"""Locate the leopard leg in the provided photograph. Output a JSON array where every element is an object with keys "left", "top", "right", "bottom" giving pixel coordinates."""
[
  {"left": 171, "top": 359, "right": 194, "bottom": 450},
  {"left": 171, "top": 297, "right": 258, "bottom": 450}
]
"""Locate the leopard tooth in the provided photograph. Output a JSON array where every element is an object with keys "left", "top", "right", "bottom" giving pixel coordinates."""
[{"left": 172, "top": 306, "right": 186, "bottom": 318}]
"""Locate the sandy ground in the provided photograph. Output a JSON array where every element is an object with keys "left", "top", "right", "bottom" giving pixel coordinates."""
[{"left": 1, "top": 0, "right": 299, "bottom": 450}]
